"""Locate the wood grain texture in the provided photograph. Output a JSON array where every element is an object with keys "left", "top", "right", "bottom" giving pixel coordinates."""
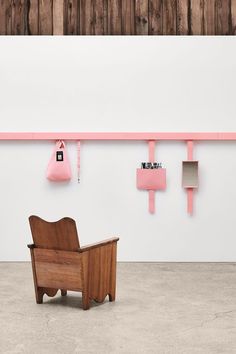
[
  {"left": 109, "top": 241, "right": 117, "bottom": 301},
  {"left": 0, "top": 0, "right": 7, "bottom": 34},
  {"left": 135, "top": 0, "right": 148, "bottom": 34},
  {"left": 28, "top": 0, "right": 39, "bottom": 34},
  {"left": 64, "top": 0, "right": 78, "bottom": 34},
  {"left": 204, "top": 0, "right": 215, "bottom": 34},
  {"left": 29, "top": 215, "right": 80, "bottom": 251},
  {"left": 34, "top": 248, "right": 83, "bottom": 291},
  {"left": 4, "top": 0, "right": 13, "bottom": 34},
  {"left": 81, "top": 251, "right": 90, "bottom": 310},
  {"left": 28, "top": 215, "right": 119, "bottom": 310},
  {"left": 122, "top": 0, "right": 135, "bottom": 34},
  {"left": 29, "top": 246, "right": 42, "bottom": 303},
  {"left": 79, "top": 237, "right": 120, "bottom": 252},
  {"left": 232, "top": 0, "right": 236, "bottom": 34},
  {"left": 215, "top": 0, "right": 230, "bottom": 35},
  {"left": 53, "top": 0, "right": 64, "bottom": 34},
  {"left": 84, "top": 242, "right": 117, "bottom": 303},
  {"left": 80, "top": 0, "right": 93, "bottom": 34},
  {"left": 39, "top": 0, "right": 53, "bottom": 34},
  {"left": 6, "top": 3, "right": 12, "bottom": 34},
  {"left": 108, "top": 0, "right": 122, "bottom": 34},
  {"left": 190, "top": 0, "right": 205, "bottom": 34},
  {"left": 11, "top": 0, "right": 25, "bottom": 34},
  {"left": 1, "top": 0, "right": 236, "bottom": 35},
  {"left": 149, "top": 0, "right": 163, "bottom": 35},
  {"left": 177, "top": 0, "right": 189, "bottom": 34},
  {"left": 93, "top": 0, "right": 106, "bottom": 34},
  {"left": 163, "top": 0, "right": 177, "bottom": 34}
]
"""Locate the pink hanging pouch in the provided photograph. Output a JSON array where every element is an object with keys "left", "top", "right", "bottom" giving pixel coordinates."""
[
  {"left": 46, "top": 140, "right": 72, "bottom": 182},
  {"left": 136, "top": 168, "right": 166, "bottom": 190}
]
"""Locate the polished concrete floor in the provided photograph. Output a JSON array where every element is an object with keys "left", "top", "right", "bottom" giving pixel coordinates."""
[{"left": 0, "top": 263, "right": 236, "bottom": 354}]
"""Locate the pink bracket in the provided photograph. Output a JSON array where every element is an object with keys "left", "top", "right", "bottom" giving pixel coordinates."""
[
  {"left": 149, "top": 190, "right": 155, "bottom": 214},
  {"left": 148, "top": 140, "right": 155, "bottom": 214},
  {"left": 187, "top": 140, "right": 193, "bottom": 160},
  {"left": 77, "top": 140, "right": 81, "bottom": 183},
  {"left": 187, "top": 141, "right": 193, "bottom": 215},
  {"left": 149, "top": 141, "right": 156, "bottom": 214},
  {"left": 149, "top": 140, "right": 155, "bottom": 163},
  {"left": 187, "top": 188, "right": 193, "bottom": 215}
]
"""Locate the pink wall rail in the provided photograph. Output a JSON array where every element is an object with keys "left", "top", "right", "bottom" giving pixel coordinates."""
[
  {"left": 0, "top": 132, "right": 234, "bottom": 215},
  {"left": 0, "top": 132, "right": 236, "bottom": 141}
]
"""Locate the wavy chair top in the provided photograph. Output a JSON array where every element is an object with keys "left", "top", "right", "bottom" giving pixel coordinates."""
[{"left": 29, "top": 215, "right": 80, "bottom": 251}]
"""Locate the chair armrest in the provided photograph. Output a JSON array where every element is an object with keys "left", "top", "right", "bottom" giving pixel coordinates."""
[
  {"left": 79, "top": 237, "right": 119, "bottom": 253},
  {"left": 27, "top": 244, "right": 35, "bottom": 249}
]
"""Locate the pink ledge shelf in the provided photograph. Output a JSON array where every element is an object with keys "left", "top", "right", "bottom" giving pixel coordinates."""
[{"left": 0, "top": 132, "right": 236, "bottom": 141}]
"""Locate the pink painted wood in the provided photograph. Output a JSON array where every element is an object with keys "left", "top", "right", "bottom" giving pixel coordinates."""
[
  {"left": 0, "top": 132, "right": 236, "bottom": 141},
  {"left": 149, "top": 190, "right": 155, "bottom": 214},
  {"left": 148, "top": 140, "right": 156, "bottom": 214},
  {"left": 187, "top": 140, "right": 193, "bottom": 160},
  {"left": 187, "top": 140, "right": 193, "bottom": 215},
  {"left": 77, "top": 141, "right": 81, "bottom": 182},
  {"left": 148, "top": 140, "right": 155, "bottom": 162},
  {"left": 187, "top": 188, "right": 193, "bottom": 215}
]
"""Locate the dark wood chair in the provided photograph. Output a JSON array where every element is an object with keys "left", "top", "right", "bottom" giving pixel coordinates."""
[{"left": 27, "top": 215, "right": 119, "bottom": 310}]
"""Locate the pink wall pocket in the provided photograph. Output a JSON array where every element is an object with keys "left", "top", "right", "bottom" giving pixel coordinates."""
[
  {"left": 136, "top": 168, "right": 166, "bottom": 191},
  {"left": 46, "top": 140, "right": 72, "bottom": 182}
]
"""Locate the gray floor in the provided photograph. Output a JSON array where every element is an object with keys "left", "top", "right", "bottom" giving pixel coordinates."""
[{"left": 0, "top": 263, "right": 236, "bottom": 354}]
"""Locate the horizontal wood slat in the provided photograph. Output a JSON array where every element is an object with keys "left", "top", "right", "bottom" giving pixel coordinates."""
[
  {"left": 0, "top": 0, "right": 235, "bottom": 34},
  {"left": 34, "top": 248, "right": 83, "bottom": 291}
]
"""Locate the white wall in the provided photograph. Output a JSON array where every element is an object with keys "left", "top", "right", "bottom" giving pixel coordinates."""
[{"left": 0, "top": 37, "right": 236, "bottom": 261}]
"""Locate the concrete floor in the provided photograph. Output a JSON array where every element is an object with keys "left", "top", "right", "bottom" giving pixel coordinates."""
[{"left": 0, "top": 263, "right": 236, "bottom": 354}]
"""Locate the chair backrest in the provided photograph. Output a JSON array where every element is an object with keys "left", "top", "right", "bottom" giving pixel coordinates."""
[{"left": 29, "top": 215, "right": 80, "bottom": 251}]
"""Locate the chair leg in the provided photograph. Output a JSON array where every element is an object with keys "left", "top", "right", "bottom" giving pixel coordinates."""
[
  {"left": 35, "top": 287, "right": 44, "bottom": 304},
  {"left": 108, "top": 292, "right": 115, "bottom": 302},
  {"left": 82, "top": 292, "right": 90, "bottom": 310},
  {"left": 109, "top": 243, "right": 117, "bottom": 302},
  {"left": 44, "top": 288, "right": 58, "bottom": 298},
  {"left": 35, "top": 287, "right": 58, "bottom": 304},
  {"left": 61, "top": 289, "right": 67, "bottom": 296}
]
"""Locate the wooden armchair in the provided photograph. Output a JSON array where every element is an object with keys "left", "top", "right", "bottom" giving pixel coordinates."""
[{"left": 27, "top": 215, "right": 119, "bottom": 310}]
